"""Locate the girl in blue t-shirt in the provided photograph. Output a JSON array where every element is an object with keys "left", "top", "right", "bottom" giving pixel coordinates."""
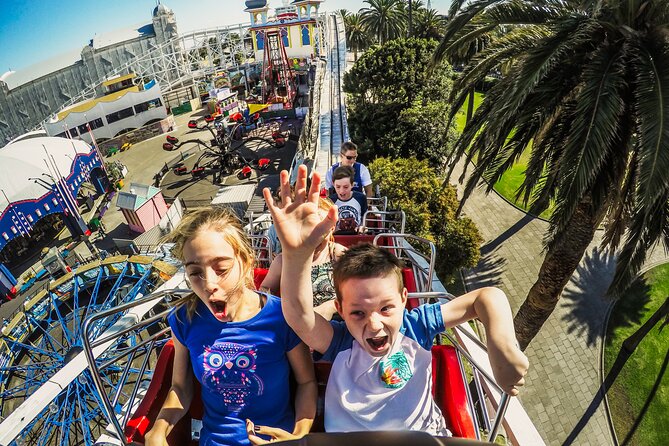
[{"left": 145, "top": 207, "right": 316, "bottom": 446}]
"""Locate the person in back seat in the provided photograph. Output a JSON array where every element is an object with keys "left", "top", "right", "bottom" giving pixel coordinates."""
[
  {"left": 145, "top": 207, "right": 316, "bottom": 446},
  {"left": 325, "top": 141, "right": 373, "bottom": 197},
  {"left": 263, "top": 166, "right": 529, "bottom": 435},
  {"left": 330, "top": 165, "right": 368, "bottom": 234},
  {"left": 261, "top": 196, "right": 347, "bottom": 320}
]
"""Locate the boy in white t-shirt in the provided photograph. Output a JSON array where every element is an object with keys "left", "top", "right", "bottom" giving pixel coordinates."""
[{"left": 262, "top": 166, "right": 529, "bottom": 434}]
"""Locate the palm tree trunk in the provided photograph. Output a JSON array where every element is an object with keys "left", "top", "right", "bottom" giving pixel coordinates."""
[
  {"left": 408, "top": 1, "right": 413, "bottom": 37},
  {"left": 514, "top": 198, "right": 598, "bottom": 350}
]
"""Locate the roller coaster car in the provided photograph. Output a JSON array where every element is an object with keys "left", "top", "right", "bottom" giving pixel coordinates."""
[
  {"left": 256, "top": 158, "right": 270, "bottom": 170},
  {"left": 204, "top": 115, "right": 215, "bottom": 123},
  {"left": 125, "top": 254, "right": 477, "bottom": 445},
  {"left": 162, "top": 142, "right": 176, "bottom": 151},
  {"left": 188, "top": 120, "right": 198, "bottom": 129},
  {"left": 229, "top": 112, "right": 244, "bottom": 123},
  {"left": 191, "top": 166, "right": 206, "bottom": 177},
  {"left": 166, "top": 135, "right": 179, "bottom": 144}
]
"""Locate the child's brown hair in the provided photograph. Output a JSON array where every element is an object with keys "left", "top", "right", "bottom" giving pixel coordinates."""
[
  {"left": 332, "top": 243, "right": 404, "bottom": 304},
  {"left": 332, "top": 165, "right": 355, "bottom": 184}
]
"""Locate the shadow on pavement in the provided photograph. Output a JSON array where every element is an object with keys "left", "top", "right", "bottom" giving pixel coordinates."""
[
  {"left": 465, "top": 253, "right": 507, "bottom": 289},
  {"left": 561, "top": 247, "right": 653, "bottom": 348}
]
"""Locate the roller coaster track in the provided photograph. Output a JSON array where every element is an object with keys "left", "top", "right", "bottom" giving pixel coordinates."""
[{"left": 313, "top": 12, "right": 349, "bottom": 180}]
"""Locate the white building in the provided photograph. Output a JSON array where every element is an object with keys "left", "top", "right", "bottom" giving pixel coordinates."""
[
  {"left": 0, "top": 3, "right": 179, "bottom": 145},
  {"left": 44, "top": 74, "right": 167, "bottom": 144}
]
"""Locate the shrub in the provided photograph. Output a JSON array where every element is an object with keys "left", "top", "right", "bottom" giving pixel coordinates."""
[{"left": 369, "top": 157, "right": 482, "bottom": 283}]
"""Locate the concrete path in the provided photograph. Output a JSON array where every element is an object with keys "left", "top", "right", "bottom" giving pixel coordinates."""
[{"left": 450, "top": 159, "right": 668, "bottom": 445}]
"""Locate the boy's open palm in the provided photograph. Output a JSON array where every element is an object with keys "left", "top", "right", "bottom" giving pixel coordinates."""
[{"left": 263, "top": 166, "right": 337, "bottom": 255}]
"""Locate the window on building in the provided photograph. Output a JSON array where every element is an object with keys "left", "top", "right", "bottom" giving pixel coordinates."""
[
  {"left": 280, "top": 27, "right": 290, "bottom": 47},
  {"left": 134, "top": 98, "right": 163, "bottom": 114},
  {"left": 106, "top": 107, "right": 135, "bottom": 124},
  {"left": 301, "top": 24, "right": 311, "bottom": 46},
  {"left": 88, "top": 117, "right": 104, "bottom": 129}
]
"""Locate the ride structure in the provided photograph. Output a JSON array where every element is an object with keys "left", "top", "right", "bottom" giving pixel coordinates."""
[
  {"left": 261, "top": 29, "right": 297, "bottom": 108},
  {"left": 160, "top": 114, "right": 288, "bottom": 183}
]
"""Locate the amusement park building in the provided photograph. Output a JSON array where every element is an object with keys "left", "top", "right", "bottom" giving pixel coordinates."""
[
  {"left": 0, "top": 135, "right": 108, "bottom": 266},
  {"left": 0, "top": 4, "right": 179, "bottom": 145}
]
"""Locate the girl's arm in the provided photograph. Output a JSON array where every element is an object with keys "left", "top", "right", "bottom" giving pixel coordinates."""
[
  {"left": 287, "top": 342, "right": 317, "bottom": 436},
  {"left": 259, "top": 254, "right": 283, "bottom": 295},
  {"left": 314, "top": 300, "right": 337, "bottom": 321},
  {"left": 144, "top": 336, "right": 194, "bottom": 445}
]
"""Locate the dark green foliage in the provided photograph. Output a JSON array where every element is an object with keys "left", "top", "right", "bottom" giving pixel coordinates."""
[
  {"left": 383, "top": 101, "right": 459, "bottom": 167},
  {"left": 369, "top": 157, "right": 482, "bottom": 283},
  {"left": 344, "top": 38, "right": 455, "bottom": 166},
  {"left": 439, "top": 0, "right": 669, "bottom": 346}
]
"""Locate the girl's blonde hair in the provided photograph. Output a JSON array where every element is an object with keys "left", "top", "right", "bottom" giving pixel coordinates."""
[{"left": 165, "top": 206, "right": 256, "bottom": 320}]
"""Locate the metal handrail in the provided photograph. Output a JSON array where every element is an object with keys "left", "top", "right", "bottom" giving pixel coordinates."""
[
  {"left": 407, "top": 291, "right": 512, "bottom": 442},
  {"left": 82, "top": 289, "right": 191, "bottom": 443},
  {"left": 363, "top": 209, "right": 406, "bottom": 234},
  {"left": 375, "top": 233, "right": 436, "bottom": 293}
]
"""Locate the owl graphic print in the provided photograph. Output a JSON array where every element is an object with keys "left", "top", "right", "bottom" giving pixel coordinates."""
[
  {"left": 202, "top": 341, "right": 264, "bottom": 414},
  {"left": 168, "top": 293, "right": 302, "bottom": 446}
]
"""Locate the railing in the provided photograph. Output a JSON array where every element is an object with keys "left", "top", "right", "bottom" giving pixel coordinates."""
[{"left": 82, "top": 289, "right": 190, "bottom": 443}]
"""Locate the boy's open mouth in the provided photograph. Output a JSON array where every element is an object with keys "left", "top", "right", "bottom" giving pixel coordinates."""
[
  {"left": 366, "top": 336, "right": 388, "bottom": 351},
  {"left": 210, "top": 300, "right": 227, "bottom": 319}
]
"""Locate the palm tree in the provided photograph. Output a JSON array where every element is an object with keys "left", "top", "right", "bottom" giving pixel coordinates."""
[
  {"left": 434, "top": 1, "right": 496, "bottom": 124},
  {"left": 437, "top": 0, "right": 669, "bottom": 349},
  {"left": 360, "top": 0, "right": 405, "bottom": 44},
  {"left": 343, "top": 13, "right": 370, "bottom": 61},
  {"left": 413, "top": 8, "right": 447, "bottom": 41}
]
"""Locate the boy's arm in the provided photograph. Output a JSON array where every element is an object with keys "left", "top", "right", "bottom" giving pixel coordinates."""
[
  {"left": 263, "top": 166, "right": 336, "bottom": 354},
  {"left": 440, "top": 287, "right": 529, "bottom": 396}
]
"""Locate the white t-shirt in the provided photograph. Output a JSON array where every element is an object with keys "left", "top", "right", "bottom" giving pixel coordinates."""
[{"left": 319, "top": 303, "right": 450, "bottom": 435}]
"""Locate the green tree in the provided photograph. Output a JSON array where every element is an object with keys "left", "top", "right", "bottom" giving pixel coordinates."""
[
  {"left": 343, "top": 13, "right": 370, "bottom": 61},
  {"left": 382, "top": 100, "right": 458, "bottom": 167},
  {"left": 439, "top": 0, "right": 669, "bottom": 349},
  {"left": 413, "top": 8, "right": 447, "bottom": 41},
  {"left": 369, "top": 157, "right": 482, "bottom": 283},
  {"left": 344, "top": 38, "right": 454, "bottom": 165},
  {"left": 360, "top": 0, "right": 405, "bottom": 44}
]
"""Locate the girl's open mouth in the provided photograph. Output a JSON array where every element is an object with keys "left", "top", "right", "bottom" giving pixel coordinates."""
[
  {"left": 366, "top": 336, "right": 388, "bottom": 351},
  {"left": 211, "top": 300, "right": 227, "bottom": 319}
]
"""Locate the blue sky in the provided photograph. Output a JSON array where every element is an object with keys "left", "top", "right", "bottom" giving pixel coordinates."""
[{"left": 0, "top": 0, "right": 451, "bottom": 74}]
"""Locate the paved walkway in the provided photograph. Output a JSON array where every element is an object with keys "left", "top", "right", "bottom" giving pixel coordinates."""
[{"left": 450, "top": 159, "right": 669, "bottom": 445}]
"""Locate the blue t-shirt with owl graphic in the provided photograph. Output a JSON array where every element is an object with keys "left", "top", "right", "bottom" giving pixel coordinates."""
[{"left": 168, "top": 293, "right": 302, "bottom": 446}]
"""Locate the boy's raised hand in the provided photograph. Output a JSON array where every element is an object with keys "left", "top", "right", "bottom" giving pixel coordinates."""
[{"left": 263, "top": 166, "right": 337, "bottom": 257}]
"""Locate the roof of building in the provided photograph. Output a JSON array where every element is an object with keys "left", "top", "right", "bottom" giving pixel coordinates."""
[
  {"left": 1, "top": 48, "right": 82, "bottom": 90},
  {"left": 153, "top": 3, "right": 173, "bottom": 16},
  {"left": 116, "top": 183, "right": 162, "bottom": 211},
  {"left": 91, "top": 23, "right": 155, "bottom": 50},
  {"left": 0, "top": 136, "right": 91, "bottom": 213},
  {"left": 0, "top": 22, "right": 155, "bottom": 91}
]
